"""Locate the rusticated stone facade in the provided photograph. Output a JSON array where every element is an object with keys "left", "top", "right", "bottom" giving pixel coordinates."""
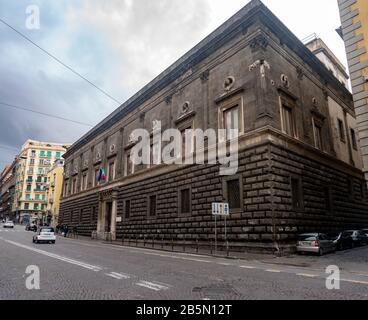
[{"left": 59, "top": 0, "right": 368, "bottom": 253}]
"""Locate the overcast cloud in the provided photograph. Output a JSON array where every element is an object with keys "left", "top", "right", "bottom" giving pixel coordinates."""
[{"left": 0, "top": 0, "right": 346, "bottom": 168}]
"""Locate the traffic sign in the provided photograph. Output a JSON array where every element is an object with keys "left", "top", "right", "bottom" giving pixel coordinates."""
[{"left": 212, "top": 203, "right": 230, "bottom": 216}]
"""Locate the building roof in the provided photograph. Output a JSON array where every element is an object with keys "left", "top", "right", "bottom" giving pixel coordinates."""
[{"left": 64, "top": 0, "right": 352, "bottom": 157}]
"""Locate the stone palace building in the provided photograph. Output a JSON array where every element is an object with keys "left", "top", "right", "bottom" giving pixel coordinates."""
[{"left": 59, "top": 0, "right": 368, "bottom": 253}]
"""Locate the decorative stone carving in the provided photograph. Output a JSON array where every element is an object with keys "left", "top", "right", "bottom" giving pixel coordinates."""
[
  {"left": 128, "top": 133, "right": 136, "bottom": 144},
  {"left": 281, "top": 74, "right": 290, "bottom": 88},
  {"left": 249, "top": 59, "right": 270, "bottom": 78},
  {"left": 165, "top": 95, "right": 172, "bottom": 105},
  {"left": 152, "top": 120, "right": 161, "bottom": 132},
  {"left": 224, "top": 76, "right": 235, "bottom": 92},
  {"left": 200, "top": 70, "right": 210, "bottom": 82},
  {"left": 110, "top": 144, "right": 116, "bottom": 153},
  {"left": 249, "top": 34, "right": 269, "bottom": 51},
  {"left": 180, "top": 102, "right": 190, "bottom": 116},
  {"left": 312, "top": 97, "right": 318, "bottom": 107},
  {"left": 96, "top": 152, "right": 102, "bottom": 161},
  {"left": 83, "top": 159, "right": 89, "bottom": 167},
  {"left": 296, "top": 66, "right": 304, "bottom": 80}
]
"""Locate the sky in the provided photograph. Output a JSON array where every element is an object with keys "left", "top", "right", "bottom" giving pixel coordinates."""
[{"left": 0, "top": 0, "right": 346, "bottom": 170}]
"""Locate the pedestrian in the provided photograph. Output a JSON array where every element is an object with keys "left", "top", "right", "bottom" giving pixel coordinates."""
[{"left": 64, "top": 225, "right": 69, "bottom": 238}]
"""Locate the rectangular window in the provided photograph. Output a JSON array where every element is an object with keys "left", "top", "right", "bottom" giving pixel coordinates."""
[
  {"left": 324, "top": 186, "right": 333, "bottom": 213},
  {"left": 281, "top": 104, "right": 295, "bottom": 137},
  {"left": 34, "top": 203, "right": 39, "bottom": 210},
  {"left": 56, "top": 152, "right": 61, "bottom": 159},
  {"left": 35, "top": 194, "right": 40, "bottom": 201},
  {"left": 42, "top": 194, "right": 46, "bottom": 201},
  {"left": 26, "top": 185, "right": 32, "bottom": 192},
  {"left": 108, "top": 162, "right": 115, "bottom": 182},
  {"left": 223, "top": 106, "right": 239, "bottom": 140},
  {"left": 31, "top": 150, "right": 36, "bottom": 157},
  {"left": 47, "top": 151, "right": 52, "bottom": 158},
  {"left": 41, "top": 204, "right": 46, "bottom": 211},
  {"left": 39, "top": 159, "right": 44, "bottom": 166},
  {"left": 26, "top": 194, "right": 31, "bottom": 201},
  {"left": 313, "top": 120, "right": 323, "bottom": 150},
  {"left": 350, "top": 128, "right": 358, "bottom": 150},
  {"left": 126, "top": 152, "right": 134, "bottom": 176},
  {"left": 24, "top": 203, "right": 30, "bottom": 210},
  {"left": 125, "top": 200, "right": 131, "bottom": 219},
  {"left": 148, "top": 195, "right": 157, "bottom": 217},
  {"left": 30, "top": 159, "right": 35, "bottom": 165},
  {"left": 179, "top": 188, "right": 191, "bottom": 215},
  {"left": 227, "top": 179, "right": 241, "bottom": 210},
  {"left": 338, "top": 119, "right": 345, "bottom": 142},
  {"left": 27, "top": 176, "right": 33, "bottom": 183},
  {"left": 291, "top": 177, "right": 303, "bottom": 211},
  {"left": 40, "top": 150, "right": 46, "bottom": 157},
  {"left": 73, "top": 178, "right": 77, "bottom": 194},
  {"left": 64, "top": 181, "right": 68, "bottom": 197},
  {"left": 28, "top": 168, "right": 33, "bottom": 174}
]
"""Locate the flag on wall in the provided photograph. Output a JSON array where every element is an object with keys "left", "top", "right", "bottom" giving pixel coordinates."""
[{"left": 97, "top": 167, "right": 106, "bottom": 183}]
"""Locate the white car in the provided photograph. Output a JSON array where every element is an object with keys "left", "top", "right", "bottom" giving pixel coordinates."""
[
  {"left": 33, "top": 227, "right": 56, "bottom": 244},
  {"left": 3, "top": 221, "right": 14, "bottom": 228}
]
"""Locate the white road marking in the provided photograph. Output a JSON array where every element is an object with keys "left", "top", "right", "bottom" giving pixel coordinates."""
[
  {"left": 296, "top": 273, "right": 318, "bottom": 278},
  {"left": 110, "top": 272, "right": 130, "bottom": 279},
  {"left": 136, "top": 281, "right": 170, "bottom": 291},
  {"left": 265, "top": 269, "right": 282, "bottom": 273},
  {"left": 1, "top": 238, "right": 102, "bottom": 272},
  {"left": 218, "top": 262, "right": 232, "bottom": 266},
  {"left": 341, "top": 279, "right": 368, "bottom": 285},
  {"left": 240, "top": 265, "right": 256, "bottom": 269}
]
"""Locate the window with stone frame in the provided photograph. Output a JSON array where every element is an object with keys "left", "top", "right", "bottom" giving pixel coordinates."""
[
  {"left": 281, "top": 104, "right": 296, "bottom": 137},
  {"left": 324, "top": 186, "right": 333, "bottom": 214},
  {"left": 338, "top": 119, "right": 345, "bottom": 142},
  {"left": 108, "top": 161, "right": 115, "bottom": 182},
  {"left": 94, "top": 168, "right": 99, "bottom": 187},
  {"left": 148, "top": 195, "right": 157, "bottom": 217},
  {"left": 81, "top": 172, "right": 88, "bottom": 191},
  {"left": 125, "top": 200, "right": 131, "bottom": 219},
  {"left": 179, "top": 187, "right": 191, "bottom": 215},
  {"left": 125, "top": 150, "right": 134, "bottom": 176},
  {"left": 350, "top": 128, "right": 358, "bottom": 150},
  {"left": 64, "top": 180, "right": 69, "bottom": 197},
  {"left": 223, "top": 175, "right": 243, "bottom": 211},
  {"left": 312, "top": 118, "right": 323, "bottom": 150},
  {"left": 290, "top": 176, "right": 304, "bottom": 211}
]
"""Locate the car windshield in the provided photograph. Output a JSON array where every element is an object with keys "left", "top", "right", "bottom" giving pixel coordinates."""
[
  {"left": 327, "top": 233, "right": 340, "bottom": 240},
  {"left": 298, "top": 235, "right": 317, "bottom": 241}
]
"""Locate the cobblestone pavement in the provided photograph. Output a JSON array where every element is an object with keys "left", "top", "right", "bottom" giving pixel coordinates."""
[{"left": 1, "top": 225, "right": 368, "bottom": 300}]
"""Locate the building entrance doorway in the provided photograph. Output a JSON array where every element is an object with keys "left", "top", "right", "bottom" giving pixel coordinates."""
[{"left": 97, "top": 189, "right": 118, "bottom": 241}]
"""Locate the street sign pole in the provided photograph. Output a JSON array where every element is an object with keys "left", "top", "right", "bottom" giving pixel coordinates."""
[{"left": 215, "top": 214, "right": 217, "bottom": 255}]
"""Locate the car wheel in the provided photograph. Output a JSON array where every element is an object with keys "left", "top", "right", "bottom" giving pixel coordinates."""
[
  {"left": 319, "top": 248, "right": 324, "bottom": 256},
  {"left": 52, "top": 241, "right": 55, "bottom": 244}
]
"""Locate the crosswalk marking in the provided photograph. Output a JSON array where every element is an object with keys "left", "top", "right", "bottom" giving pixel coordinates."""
[
  {"left": 265, "top": 269, "right": 282, "bottom": 273},
  {"left": 296, "top": 273, "right": 318, "bottom": 278},
  {"left": 105, "top": 272, "right": 130, "bottom": 280},
  {"left": 136, "top": 281, "right": 170, "bottom": 291}
]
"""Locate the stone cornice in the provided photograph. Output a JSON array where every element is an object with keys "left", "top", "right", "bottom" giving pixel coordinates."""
[{"left": 64, "top": 0, "right": 353, "bottom": 159}]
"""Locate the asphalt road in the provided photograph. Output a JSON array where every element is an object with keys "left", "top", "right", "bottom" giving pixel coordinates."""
[{"left": 1, "top": 225, "right": 368, "bottom": 300}]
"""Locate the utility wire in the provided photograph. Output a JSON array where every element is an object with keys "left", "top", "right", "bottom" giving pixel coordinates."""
[
  {"left": 0, "top": 145, "right": 19, "bottom": 152},
  {"left": 0, "top": 102, "right": 93, "bottom": 127},
  {"left": 0, "top": 18, "right": 122, "bottom": 106}
]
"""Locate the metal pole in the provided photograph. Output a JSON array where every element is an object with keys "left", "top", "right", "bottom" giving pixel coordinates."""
[
  {"left": 215, "top": 214, "right": 217, "bottom": 255},
  {"left": 225, "top": 215, "right": 229, "bottom": 257}
]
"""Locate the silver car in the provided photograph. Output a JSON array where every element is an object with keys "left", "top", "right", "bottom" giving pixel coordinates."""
[{"left": 297, "top": 233, "right": 336, "bottom": 256}]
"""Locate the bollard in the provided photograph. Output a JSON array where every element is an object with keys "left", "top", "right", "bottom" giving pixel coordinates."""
[
  {"left": 122, "top": 234, "right": 124, "bottom": 245},
  {"left": 226, "top": 240, "right": 229, "bottom": 257},
  {"left": 171, "top": 237, "right": 174, "bottom": 252},
  {"left": 136, "top": 235, "right": 138, "bottom": 247},
  {"left": 144, "top": 235, "right": 146, "bottom": 247},
  {"left": 196, "top": 237, "right": 199, "bottom": 253},
  {"left": 183, "top": 236, "right": 186, "bottom": 252},
  {"left": 152, "top": 235, "right": 155, "bottom": 248},
  {"left": 161, "top": 235, "right": 164, "bottom": 249},
  {"left": 210, "top": 239, "right": 213, "bottom": 255}
]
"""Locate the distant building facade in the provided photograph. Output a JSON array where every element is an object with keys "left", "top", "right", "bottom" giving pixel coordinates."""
[
  {"left": 60, "top": 0, "right": 368, "bottom": 253},
  {"left": 14, "top": 140, "right": 69, "bottom": 225},
  {"left": 304, "top": 34, "right": 350, "bottom": 88},
  {"left": 338, "top": 0, "right": 368, "bottom": 183},
  {"left": 45, "top": 159, "right": 65, "bottom": 227},
  {"left": 0, "top": 160, "right": 17, "bottom": 221}
]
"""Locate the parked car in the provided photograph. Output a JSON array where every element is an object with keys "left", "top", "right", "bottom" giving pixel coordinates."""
[
  {"left": 297, "top": 233, "right": 335, "bottom": 256},
  {"left": 32, "top": 227, "right": 56, "bottom": 244},
  {"left": 3, "top": 221, "right": 15, "bottom": 229},
  {"left": 328, "top": 231, "right": 354, "bottom": 251},
  {"left": 25, "top": 223, "right": 37, "bottom": 232},
  {"left": 345, "top": 230, "right": 368, "bottom": 247},
  {"left": 361, "top": 229, "right": 368, "bottom": 237}
]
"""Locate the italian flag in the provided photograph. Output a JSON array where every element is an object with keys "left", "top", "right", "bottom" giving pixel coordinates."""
[{"left": 97, "top": 167, "right": 106, "bottom": 183}]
